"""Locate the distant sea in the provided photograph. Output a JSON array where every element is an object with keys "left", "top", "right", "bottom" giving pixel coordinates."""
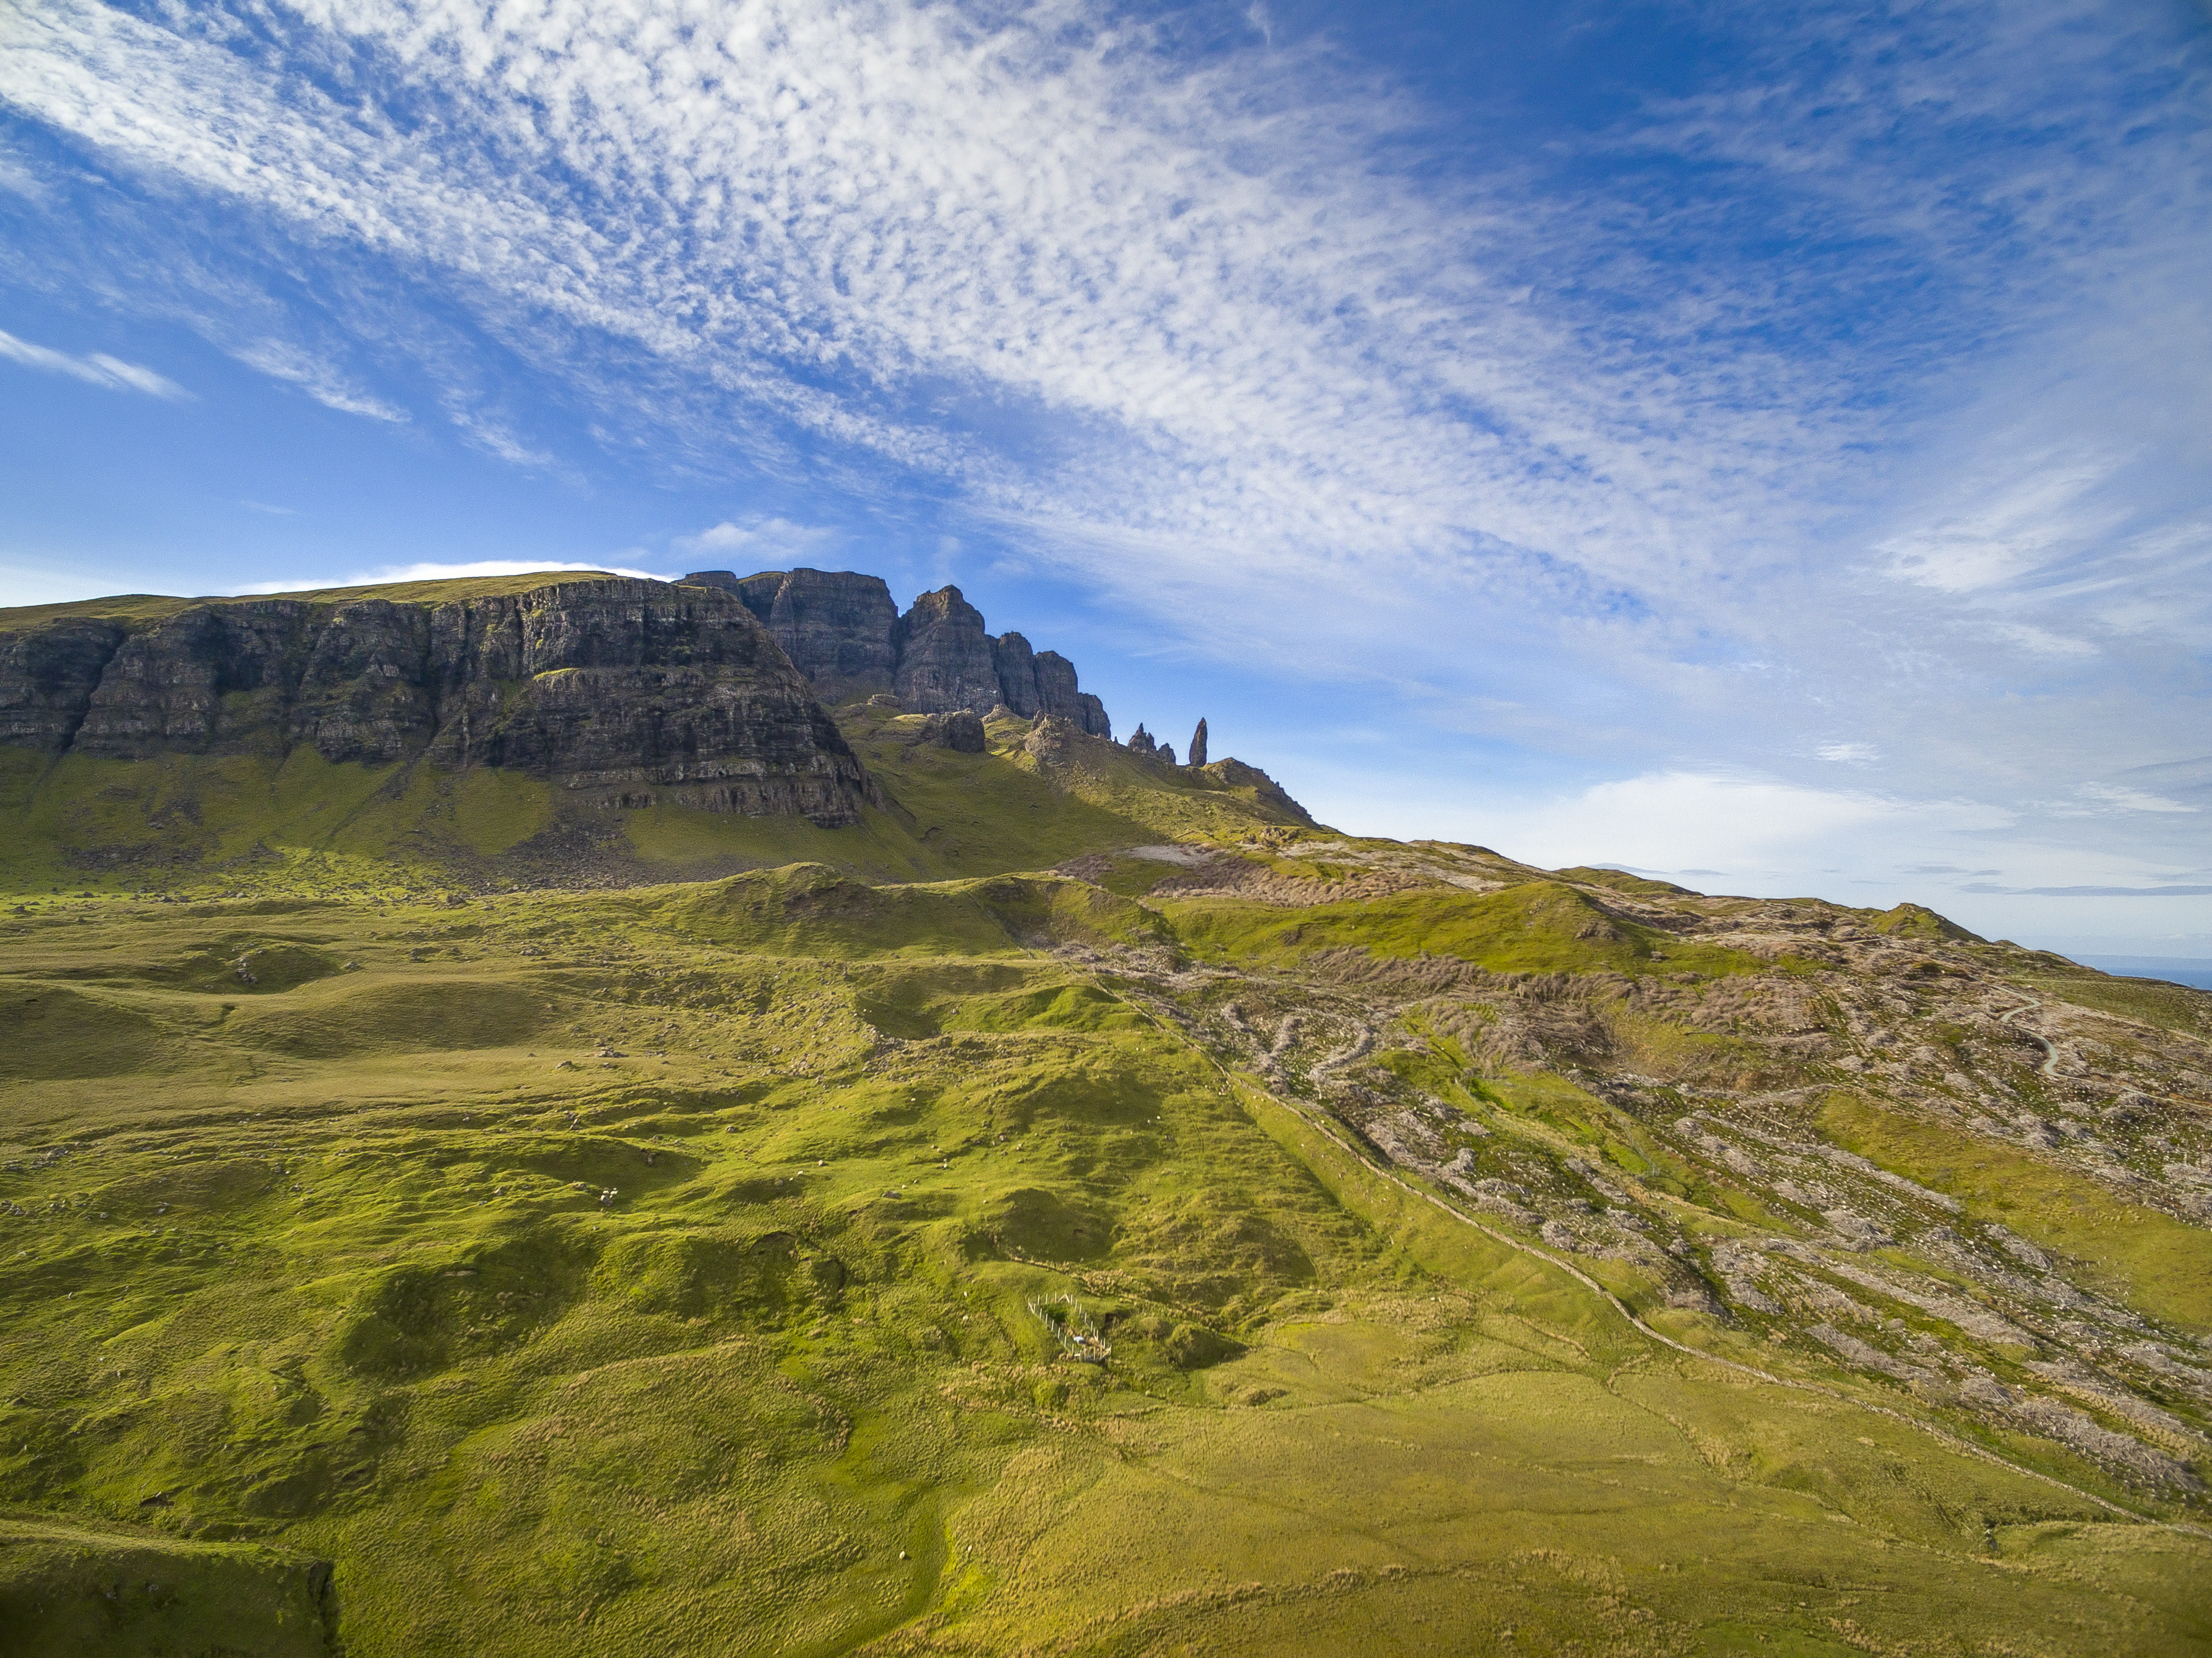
[{"left": 2073, "top": 956, "right": 2212, "bottom": 992}]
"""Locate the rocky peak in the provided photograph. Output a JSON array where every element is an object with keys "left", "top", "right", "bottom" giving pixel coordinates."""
[
  {"left": 713, "top": 570, "right": 1111, "bottom": 737},
  {"left": 894, "top": 585, "right": 1001, "bottom": 716}
]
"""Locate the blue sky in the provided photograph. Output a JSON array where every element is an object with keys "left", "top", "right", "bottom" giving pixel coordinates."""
[{"left": 2, "top": 0, "right": 2208, "bottom": 955}]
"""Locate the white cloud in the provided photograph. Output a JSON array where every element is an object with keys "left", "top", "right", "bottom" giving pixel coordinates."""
[
  {"left": 447, "top": 409, "right": 552, "bottom": 468},
  {"left": 1816, "top": 742, "right": 1879, "bottom": 765},
  {"left": 2, "top": 0, "right": 2198, "bottom": 633},
  {"left": 0, "top": 326, "right": 187, "bottom": 398},
  {"left": 0, "top": 138, "right": 45, "bottom": 200},
  {"left": 0, "top": 0, "right": 1856, "bottom": 599},
  {"left": 231, "top": 338, "right": 407, "bottom": 423},
  {"left": 673, "top": 518, "right": 842, "bottom": 568},
  {"left": 1470, "top": 772, "right": 1990, "bottom": 878},
  {"left": 2053, "top": 783, "right": 2197, "bottom": 816}
]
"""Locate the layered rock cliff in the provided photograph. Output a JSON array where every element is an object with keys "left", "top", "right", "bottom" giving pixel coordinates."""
[
  {"left": 893, "top": 585, "right": 1002, "bottom": 715},
  {"left": 684, "top": 568, "right": 1112, "bottom": 736},
  {"left": 724, "top": 567, "right": 901, "bottom": 704},
  {"left": 0, "top": 579, "right": 880, "bottom": 826}
]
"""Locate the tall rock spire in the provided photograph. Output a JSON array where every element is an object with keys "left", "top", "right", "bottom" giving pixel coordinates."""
[{"left": 1188, "top": 718, "right": 1208, "bottom": 768}]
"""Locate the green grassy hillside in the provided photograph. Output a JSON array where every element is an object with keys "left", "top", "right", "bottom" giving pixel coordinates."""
[
  {"left": 6, "top": 592, "right": 2211, "bottom": 1654},
  {"left": 0, "top": 694, "right": 1311, "bottom": 900},
  {"left": 4, "top": 868, "right": 2209, "bottom": 1656}
]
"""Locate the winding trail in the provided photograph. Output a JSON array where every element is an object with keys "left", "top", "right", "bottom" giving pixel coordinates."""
[
  {"left": 1997, "top": 993, "right": 2062, "bottom": 1075},
  {"left": 1098, "top": 971, "right": 2210, "bottom": 1543}
]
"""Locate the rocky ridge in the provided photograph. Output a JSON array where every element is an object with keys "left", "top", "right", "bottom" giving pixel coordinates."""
[{"left": 690, "top": 568, "right": 1112, "bottom": 735}]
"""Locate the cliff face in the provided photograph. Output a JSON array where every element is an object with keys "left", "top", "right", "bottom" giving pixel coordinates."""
[
  {"left": 0, "top": 615, "right": 132, "bottom": 749},
  {"left": 704, "top": 568, "right": 901, "bottom": 703},
  {"left": 684, "top": 568, "right": 1112, "bottom": 737},
  {"left": 893, "top": 586, "right": 1002, "bottom": 715},
  {"left": 1, "top": 580, "right": 879, "bottom": 826},
  {"left": 989, "top": 633, "right": 1110, "bottom": 733}
]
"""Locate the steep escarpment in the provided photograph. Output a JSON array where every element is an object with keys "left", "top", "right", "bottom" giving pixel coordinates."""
[
  {"left": 0, "top": 579, "right": 878, "bottom": 825},
  {"left": 688, "top": 568, "right": 1112, "bottom": 735}
]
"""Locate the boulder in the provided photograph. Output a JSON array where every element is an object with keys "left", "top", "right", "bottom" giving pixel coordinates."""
[{"left": 915, "top": 710, "right": 988, "bottom": 753}]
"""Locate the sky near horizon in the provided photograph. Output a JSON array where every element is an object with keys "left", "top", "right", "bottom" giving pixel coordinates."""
[{"left": 1, "top": 0, "right": 2208, "bottom": 957}]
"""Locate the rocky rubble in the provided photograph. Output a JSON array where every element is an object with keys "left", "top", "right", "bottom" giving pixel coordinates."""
[{"left": 1083, "top": 834, "right": 2212, "bottom": 1503}]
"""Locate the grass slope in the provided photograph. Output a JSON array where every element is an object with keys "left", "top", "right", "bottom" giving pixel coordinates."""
[
  {"left": 4, "top": 880, "right": 2207, "bottom": 1655},
  {"left": 0, "top": 692, "right": 1312, "bottom": 901}
]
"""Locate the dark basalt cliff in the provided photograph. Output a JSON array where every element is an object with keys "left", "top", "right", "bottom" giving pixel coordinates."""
[
  {"left": 0, "top": 579, "right": 880, "bottom": 826},
  {"left": 726, "top": 567, "right": 901, "bottom": 704},
  {"left": 686, "top": 568, "right": 1112, "bottom": 736},
  {"left": 892, "top": 584, "right": 1002, "bottom": 716}
]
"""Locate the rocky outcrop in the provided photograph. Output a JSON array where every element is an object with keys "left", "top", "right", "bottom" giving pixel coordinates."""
[
  {"left": 1188, "top": 719, "right": 1208, "bottom": 768},
  {"left": 1127, "top": 723, "right": 1178, "bottom": 765},
  {"left": 914, "top": 710, "right": 987, "bottom": 753},
  {"left": 7, "top": 580, "right": 880, "bottom": 826},
  {"left": 1205, "top": 758, "right": 1317, "bottom": 826},
  {"left": 893, "top": 586, "right": 1002, "bottom": 716},
  {"left": 991, "top": 631, "right": 1042, "bottom": 717},
  {"left": 688, "top": 568, "right": 901, "bottom": 703},
  {"left": 1024, "top": 715, "right": 1317, "bottom": 828},
  {"left": 995, "top": 634, "right": 1110, "bottom": 736},
  {"left": 691, "top": 569, "right": 1111, "bottom": 737}
]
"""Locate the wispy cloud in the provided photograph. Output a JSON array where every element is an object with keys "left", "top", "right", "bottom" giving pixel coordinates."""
[
  {"left": 2049, "top": 783, "right": 2198, "bottom": 816},
  {"left": 0, "top": 0, "right": 2204, "bottom": 948},
  {"left": 0, "top": 0, "right": 1890, "bottom": 595},
  {"left": 2, "top": 1, "right": 2199, "bottom": 614},
  {"left": 0, "top": 325, "right": 186, "bottom": 398},
  {"left": 674, "top": 518, "right": 842, "bottom": 568},
  {"left": 231, "top": 338, "right": 406, "bottom": 423},
  {"left": 1961, "top": 883, "right": 2212, "bottom": 898},
  {"left": 446, "top": 409, "right": 551, "bottom": 468}
]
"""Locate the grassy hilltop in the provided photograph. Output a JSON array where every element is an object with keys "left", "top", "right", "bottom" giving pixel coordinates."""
[{"left": 4, "top": 591, "right": 2212, "bottom": 1655}]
